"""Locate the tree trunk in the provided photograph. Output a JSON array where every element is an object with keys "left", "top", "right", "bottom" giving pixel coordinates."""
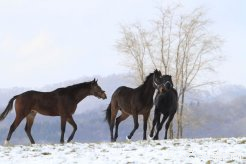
[
  {"left": 168, "top": 122, "right": 174, "bottom": 139},
  {"left": 177, "top": 90, "right": 185, "bottom": 138}
]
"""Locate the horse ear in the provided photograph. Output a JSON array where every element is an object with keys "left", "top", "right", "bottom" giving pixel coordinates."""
[
  {"left": 154, "top": 69, "right": 157, "bottom": 74},
  {"left": 93, "top": 78, "right": 96, "bottom": 82},
  {"left": 154, "top": 69, "right": 161, "bottom": 74}
]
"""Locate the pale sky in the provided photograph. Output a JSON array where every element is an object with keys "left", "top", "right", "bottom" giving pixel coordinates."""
[{"left": 0, "top": 0, "right": 245, "bottom": 88}]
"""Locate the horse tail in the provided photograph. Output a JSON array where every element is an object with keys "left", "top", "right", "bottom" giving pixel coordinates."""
[
  {"left": 105, "top": 103, "right": 111, "bottom": 126},
  {"left": 0, "top": 95, "right": 18, "bottom": 121}
]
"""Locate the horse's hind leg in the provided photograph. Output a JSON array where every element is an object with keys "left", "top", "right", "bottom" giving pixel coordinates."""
[
  {"left": 110, "top": 102, "right": 118, "bottom": 142},
  {"left": 6, "top": 115, "right": 25, "bottom": 144},
  {"left": 149, "top": 109, "right": 160, "bottom": 138},
  {"left": 66, "top": 115, "right": 77, "bottom": 143},
  {"left": 114, "top": 112, "right": 129, "bottom": 141},
  {"left": 25, "top": 111, "right": 37, "bottom": 144},
  {"left": 164, "top": 114, "right": 175, "bottom": 139},
  {"left": 127, "top": 114, "right": 139, "bottom": 140}
]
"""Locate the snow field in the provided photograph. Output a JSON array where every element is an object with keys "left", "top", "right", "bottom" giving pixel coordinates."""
[{"left": 0, "top": 137, "right": 245, "bottom": 163}]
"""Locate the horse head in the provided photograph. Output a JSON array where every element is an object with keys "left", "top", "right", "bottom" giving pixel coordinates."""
[
  {"left": 153, "top": 69, "right": 163, "bottom": 89},
  {"left": 158, "top": 75, "right": 173, "bottom": 93},
  {"left": 90, "top": 79, "right": 107, "bottom": 99}
]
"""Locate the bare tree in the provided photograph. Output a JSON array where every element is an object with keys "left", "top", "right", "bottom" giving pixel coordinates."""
[
  {"left": 173, "top": 8, "right": 223, "bottom": 138},
  {"left": 116, "top": 24, "right": 152, "bottom": 84},
  {"left": 116, "top": 5, "right": 223, "bottom": 138}
]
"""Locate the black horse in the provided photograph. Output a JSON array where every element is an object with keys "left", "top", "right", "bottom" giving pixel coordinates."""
[
  {"left": 149, "top": 75, "right": 178, "bottom": 140},
  {"left": 105, "top": 69, "right": 162, "bottom": 142},
  {"left": 0, "top": 79, "right": 107, "bottom": 144}
]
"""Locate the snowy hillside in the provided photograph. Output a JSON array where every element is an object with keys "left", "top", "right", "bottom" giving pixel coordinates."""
[
  {"left": 0, "top": 137, "right": 245, "bottom": 163},
  {"left": 0, "top": 75, "right": 245, "bottom": 143}
]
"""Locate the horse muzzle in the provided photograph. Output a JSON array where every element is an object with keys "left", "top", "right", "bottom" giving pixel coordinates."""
[
  {"left": 100, "top": 92, "right": 107, "bottom": 99},
  {"left": 164, "top": 81, "right": 173, "bottom": 90}
]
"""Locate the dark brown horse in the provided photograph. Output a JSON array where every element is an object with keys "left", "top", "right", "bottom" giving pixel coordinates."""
[
  {"left": 105, "top": 69, "right": 162, "bottom": 142},
  {"left": 0, "top": 79, "right": 107, "bottom": 144},
  {"left": 149, "top": 75, "right": 178, "bottom": 140}
]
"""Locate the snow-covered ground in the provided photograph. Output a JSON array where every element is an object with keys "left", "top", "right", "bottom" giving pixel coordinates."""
[{"left": 0, "top": 137, "right": 245, "bottom": 163}]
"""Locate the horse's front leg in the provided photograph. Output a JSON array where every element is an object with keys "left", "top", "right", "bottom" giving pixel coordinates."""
[
  {"left": 164, "top": 114, "right": 175, "bottom": 139},
  {"left": 154, "top": 114, "right": 168, "bottom": 140},
  {"left": 127, "top": 114, "right": 139, "bottom": 140},
  {"left": 60, "top": 116, "right": 67, "bottom": 143},
  {"left": 67, "top": 115, "right": 77, "bottom": 142},
  {"left": 143, "top": 111, "right": 150, "bottom": 140}
]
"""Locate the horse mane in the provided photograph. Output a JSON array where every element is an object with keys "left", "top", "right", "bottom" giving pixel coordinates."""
[
  {"left": 137, "top": 72, "right": 154, "bottom": 96},
  {"left": 55, "top": 81, "right": 91, "bottom": 93},
  {"left": 140, "top": 72, "right": 154, "bottom": 86},
  {"left": 66, "top": 81, "right": 91, "bottom": 90}
]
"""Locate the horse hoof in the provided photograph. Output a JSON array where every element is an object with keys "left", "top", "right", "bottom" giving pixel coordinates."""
[
  {"left": 148, "top": 135, "right": 154, "bottom": 140},
  {"left": 153, "top": 137, "right": 158, "bottom": 140},
  {"left": 126, "top": 136, "right": 131, "bottom": 141},
  {"left": 4, "top": 140, "right": 9, "bottom": 146},
  {"left": 60, "top": 141, "right": 65, "bottom": 145}
]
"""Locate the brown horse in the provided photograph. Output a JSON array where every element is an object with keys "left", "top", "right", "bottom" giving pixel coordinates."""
[
  {"left": 0, "top": 79, "right": 107, "bottom": 144},
  {"left": 105, "top": 69, "right": 162, "bottom": 142}
]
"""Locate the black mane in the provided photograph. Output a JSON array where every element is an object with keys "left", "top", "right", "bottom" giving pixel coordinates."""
[
  {"left": 55, "top": 81, "right": 92, "bottom": 93},
  {"left": 143, "top": 73, "right": 154, "bottom": 84},
  {"left": 65, "top": 81, "right": 91, "bottom": 90},
  {"left": 138, "top": 72, "right": 154, "bottom": 89}
]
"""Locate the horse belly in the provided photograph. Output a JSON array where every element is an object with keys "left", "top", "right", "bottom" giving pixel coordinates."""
[
  {"left": 119, "top": 104, "right": 132, "bottom": 115},
  {"left": 34, "top": 109, "right": 59, "bottom": 116},
  {"left": 33, "top": 101, "right": 59, "bottom": 116},
  {"left": 137, "top": 107, "right": 151, "bottom": 114}
]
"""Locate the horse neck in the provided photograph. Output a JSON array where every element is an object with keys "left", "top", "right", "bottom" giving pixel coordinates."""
[
  {"left": 69, "top": 84, "right": 91, "bottom": 104},
  {"left": 141, "top": 77, "right": 155, "bottom": 102},
  {"left": 157, "top": 89, "right": 178, "bottom": 102}
]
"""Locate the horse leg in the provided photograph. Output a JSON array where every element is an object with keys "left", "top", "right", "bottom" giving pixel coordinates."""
[
  {"left": 164, "top": 114, "right": 175, "bottom": 139},
  {"left": 24, "top": 111, "right": 37, "bottom": 144},
  {"left": 114, "top": 113, "right": 129, "bottom": 141},
  {"left": 66, "top": 115, "right": 77, "bottom": 143},
  {"left": 5, "top": 115, "right": 25, "bottom": 144},
  {"left": 149, "top": 109, "right": 160, "bottom": 138},
  {"left": 143, "top": 111, "right": 150, "bottom": 140},
  {"left": 60, "top": 116, "right": 67, "bottom": 144},
  {"left": 127, "top": 114, "right": 139, "bottom": 140},
  {"left": 110, "top": 103, "right": 118, "bottom": 142},
  {"left": 154, "top": 114, "right": 168, "bottom": 140}
]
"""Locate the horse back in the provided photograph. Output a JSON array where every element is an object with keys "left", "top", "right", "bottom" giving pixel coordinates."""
[
  {"left": 111, "top": 86, "right": 133, "bottom": 103},
  {"left": 15, "top": 90, "right": 75, "bottom": 116},
  {"left": 111, "top": 86, "right": 154, "bottom": 114}
]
